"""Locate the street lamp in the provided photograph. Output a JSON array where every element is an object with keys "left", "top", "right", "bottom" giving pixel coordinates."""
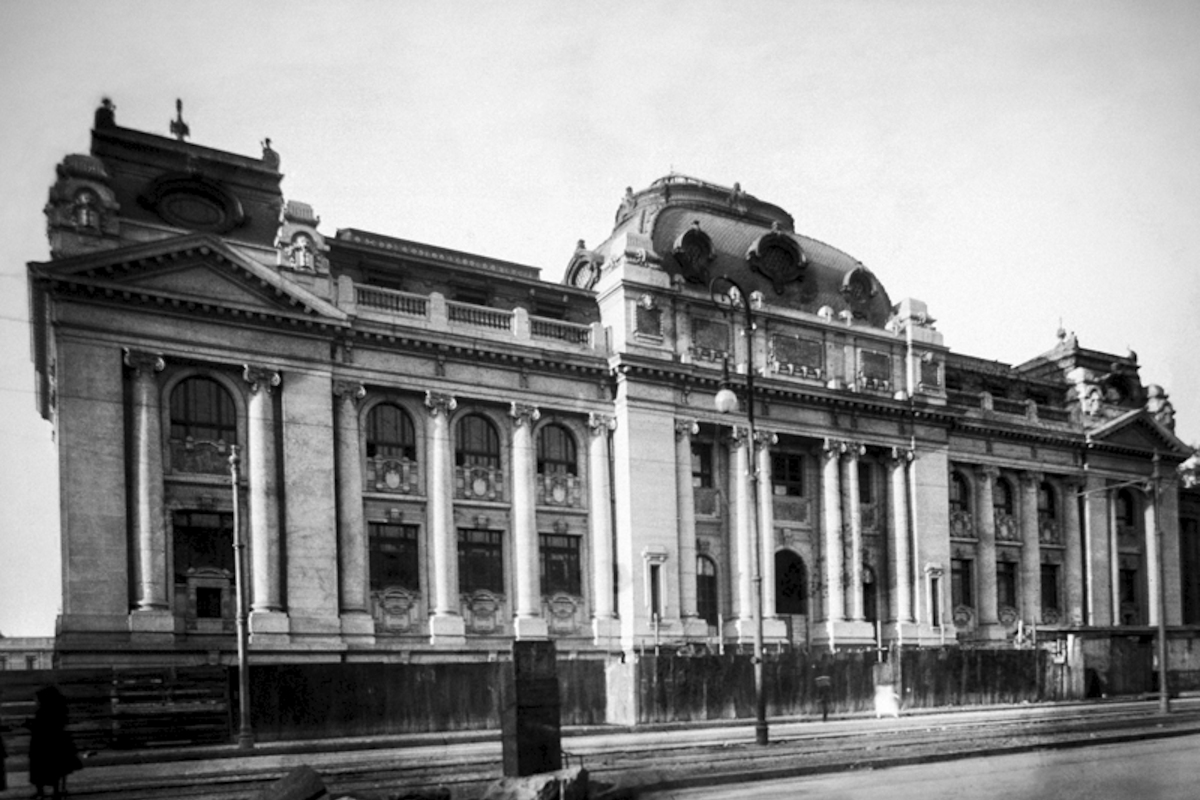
[
  {"left": 229, "top": 445, "right": 254, "bottom": 749},
  {"left": 1152, "top": 452, "right": 1169, "bottom": 715},
  {"left": 710, "top": 274, "right": 769, "bottom": 746}
]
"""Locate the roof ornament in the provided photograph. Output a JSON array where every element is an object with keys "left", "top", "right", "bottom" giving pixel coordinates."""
[
  {"left": 170, "top": 98, "right": 190, "bottom": 141},
  {"left": 261, "top": 137, "right": 280, "bottom": 171},
  {"left": 746, "top": 220, "right": 805, "bottom": 294},
  {"left": 94, "top": 97, "right": 116, "bottom": 129},
  {"left": 671, "top": 219, "right": 714, "bottom": 285}
]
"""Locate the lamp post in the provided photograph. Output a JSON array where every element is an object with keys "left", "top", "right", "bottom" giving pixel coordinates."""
[
  {"left": 1152, "top": 452, "right": 1170, "bottom": 715},
  {"left": 230, "top": 445, "right": 254, "bottom": 749},
  {"left": 710, "top": 274, "right": 768, "bottom": 746}
]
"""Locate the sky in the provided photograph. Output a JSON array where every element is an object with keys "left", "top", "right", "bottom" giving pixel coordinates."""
[{"left": 1, "top": 1, "right": 1197, "bottom": 636}]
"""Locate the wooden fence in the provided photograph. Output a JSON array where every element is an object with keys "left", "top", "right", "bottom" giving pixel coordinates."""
[
  {"left": 635, "top": 647, "right": 1054, "bottom": 724},
  {"left": 0, "top": 667, "right": 231, "bottom": 755}
]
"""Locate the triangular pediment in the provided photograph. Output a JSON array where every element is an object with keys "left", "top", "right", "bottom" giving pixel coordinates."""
[
  {"left": 28, "top": 233, "right": 347, "bottom": 325},
  {"left": 1088, "top": 408, "right": 1190, "bottom": 456}
]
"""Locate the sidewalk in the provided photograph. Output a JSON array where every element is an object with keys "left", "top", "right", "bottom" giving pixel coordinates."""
[{"left": 2, "top": 697, "right": 1197, "bottom": 799}]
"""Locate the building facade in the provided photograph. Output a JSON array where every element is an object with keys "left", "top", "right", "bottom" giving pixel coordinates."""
[{"left": 27, "top": 101, "right": 1200, "bottom": 674}]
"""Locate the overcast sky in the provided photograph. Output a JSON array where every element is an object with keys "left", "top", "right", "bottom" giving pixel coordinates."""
[{"left": 1, "top": 1, "right": 1197, "bottom": 636}]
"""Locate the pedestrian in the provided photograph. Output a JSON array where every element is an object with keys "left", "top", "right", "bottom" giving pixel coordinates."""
[
  {"left": 815, "top": 674, "right": 832, "bottom": 722},
  {"left": 26, "top": 686, "right": 81, "bottom": 799}
]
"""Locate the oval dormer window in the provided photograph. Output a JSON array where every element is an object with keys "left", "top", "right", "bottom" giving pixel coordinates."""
[{"left": 140, "top": 173, "right": 245, "bottom": 234}]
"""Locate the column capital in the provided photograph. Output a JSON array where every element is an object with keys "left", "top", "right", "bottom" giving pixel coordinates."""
[
  {"left": 123, "top": 348, "right": 164, "bottom": 375},
  {"left": 1019, "top": 470, "right": 1044, "bottom": 487},
  {"left": 1061, "top": 474, "right": 1086, "bottom": 492},
  {"left": 728, "top": 426, "right": 750, "bottom": 447},
  {"left": 243, "top": 365, "right": 281, "bottom": 395},
  {"left": 976, "top": 464, "right": 1001, "bottom": 481},
  {"left": 674, "top": 418, "right": 699, "bottom": 439},
  {"left": 333, "top": 381, "right": 366, "bottom": 403},
  {"left": 890, "top": 446, "right": 914, "bottom": 465},
  {"left": 424, "top": 390, "right": 457, "bottom": 416},
  {"left": 510, "top": 402, "right": 541, "bottom": 427},
  {"left": 588, "top": 412, "right": 617, "bottom": 435},
  {"left": 822, "top": 437, "right": 841, "bottom": 462},
  {"left": 753, "top": 429, "right": 778, "bottom": 449},
  {"left": 840, "top": 440, "right": 865, "bottom": 460}
]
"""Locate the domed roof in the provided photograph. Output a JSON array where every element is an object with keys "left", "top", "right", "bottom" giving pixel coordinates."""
[{"left": 593, "top": 175, "right": 892, "bottom": 327}]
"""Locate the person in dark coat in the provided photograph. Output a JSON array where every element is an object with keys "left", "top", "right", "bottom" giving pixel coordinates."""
[{"left": 26, "top": 686, "right": 81, "bottom": 799}]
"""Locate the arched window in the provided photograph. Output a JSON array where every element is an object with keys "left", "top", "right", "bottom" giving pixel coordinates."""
[
  {"left": 456, "top": 414, "right": 500, "bottom": 470},
  {"left": 949, "top": 471, "right": 970, "bottom": 514},
  {"left": 775, "top": 550, "right": 808, "bottom": 616},
  {"left": 170, "top": 376, "right": 236, "bottom": 445},
  {"left": 994, "top": 478, "right": 1015, "bottom": 516},
  {"left": 537, "top": 424, "right": 577, "bottom": 476},
  {"left": 697, "top": 555, "right": 719, "bottom": 625},
  {"left": 366, "top": 403, "right": 416, "bottom": 460},
  {"left": 1038, "top": 482, "right": 1057, "bottom": 520}
]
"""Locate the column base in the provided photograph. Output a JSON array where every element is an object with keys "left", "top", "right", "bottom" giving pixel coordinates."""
[
  {"left": 340, "top": 612, "right": 376, "bottom": 643},
  {"left": 681, "top": 616, "right": 710, "bottom": 639},
  {"left": 763, "top": 617, "right": 788, "bottom": 643},
  {"left": 128, "top": 609, "right": 174, "bottom": 639},
  {"left": 592, "top": 616, "right": 621, "bottom": 647},
  {"left": 249, "top": 610, "right": 291, "bottom": 647},
  {"left": 812, "top": 619, "right": 878, "bottom": 649},
  {"left": 429, "top": 613, "right": 466, "bottom": 646},
  {"left": 513, "top": 616, "right": 549, "bottom": 640}
]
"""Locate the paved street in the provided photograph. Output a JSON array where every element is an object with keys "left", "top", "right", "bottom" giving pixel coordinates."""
[
  {"left": 1, "top": 698, "right": 1198, "bottom": 799},
  {"left": 641, "top": 731, "right": 1200, "bottom": 800}
]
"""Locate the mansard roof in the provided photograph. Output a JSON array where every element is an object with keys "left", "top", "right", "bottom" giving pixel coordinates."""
[{"left": 593, "top": 174, "right": 893, "bottom": 327}]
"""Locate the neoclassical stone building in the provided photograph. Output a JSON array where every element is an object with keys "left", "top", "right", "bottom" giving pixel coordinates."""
[{"left": 27, "top": 101, "right": 1200, "bottom": 670}]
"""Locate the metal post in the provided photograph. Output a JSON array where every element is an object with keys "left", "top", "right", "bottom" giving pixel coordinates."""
[
  {"left": 230, "top": 445, "right": 254, "bottom": 748},
  {"left": 711, "top": 275, "right": 768, "bottom": 746},
  {"left": 1153, "top": 452, "right": 1170, "bottom": 715}
]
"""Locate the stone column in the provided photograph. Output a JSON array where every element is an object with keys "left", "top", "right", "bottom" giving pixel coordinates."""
[
  {"left": 511, "top": 402, "right": 546, "bottom": 639},
  {"left": 1019, "top": 472, "right": 1042, "bottom": 624},
  {"left": 1144, "top": 485, "right": 1160, "bottom": 627},
  {"left": 333, "top": 382, "right": 370, "bottom": 622},
  {"left": 125, "top": 349, "right": 168, "bottom": 616},
  {"left": 589, "top": 413, "right": 617, "bottom": 641},
  {"left": 1063, "top": 477, "right": 1085, "bottom": 626},
  {"left": 731, "top": 426, "right": 755, "bottom": 624},
  {"left": 889, "top": 447, "right": 913, "bottom": 623},
  {"left": 843, "top": 443, "right": 865, "bottom": 621},
  {"left": 675, "top": 418, "right": 700, "bottom": 622},
  {"left": 244, "top": 365, "right": 283, "bottom": 617},
  {"left": 1109, "top": 489, "right": 1122, "bottom": 623},
  {"left": 425, "top": 391, "right": 464, "bottom": 642},
  {"left": 975, "top": 465, "right": 999, "bottom": 628},
  {"left": 821, "top": 439, "right": 845, "bottom": 623},
  {"left": 755, "top": 431, "right": 777, "bottom": 619}
]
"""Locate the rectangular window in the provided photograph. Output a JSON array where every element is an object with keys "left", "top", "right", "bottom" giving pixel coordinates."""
[
  {"left": 1119, "top": 568, "right": 1138, "bottom": 606},
  {"left": 649, "top": 563, "right": 662, "bottom": 620},
  {"left": 172, "top": 511, "right": 234, "bottom": 582},
  {"left": 931, "top": 576, "right": 942, "bottom": 627},
  {"left": 691, "top": 442, "right": 713, "bottom": 489},
  {"left": 539, "top": 533, "right": 582, "bottom": 596},
  {"left": 951, "top": 558, "right": 974, "bottom": 608},
  {"left": 26, "top": 655, "right": 37, "bottom": 671},
  {"left": 195, "top": 587, "right": 223, "bottom": 619},
  {"left": 369, "top": 523, "right": 420, "bottom": 591},
  {"left": 771, "top": 452, "right": 804, "bottom": 497},
  {"left": 997, "top": 561, "right": 1018, "bottom": 609},
  {"left": 1041, "top": 563, "right": 1060, "bottom": 611},
  {"left": 858, "top": 461, "right": 874, "bottom": 504},
  {"left": 1182, "top": 518, "right": 1200, "bottom": 624},
  {"left": 697, "top": 570, "right": 718, "bottom": 626},
  {"left": 458, "top": 529, "right": 504, "bottom": 594}
]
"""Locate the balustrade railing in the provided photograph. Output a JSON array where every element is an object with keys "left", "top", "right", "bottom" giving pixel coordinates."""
[
  {"left": 355, "top": 285, "right": 429, "bottom": 317},
  {"left": 530, "top": 316, "right": 592, "bottom": 346},
  {"left": 447, "top": 301, "right": 513, "bottom": 331}
]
